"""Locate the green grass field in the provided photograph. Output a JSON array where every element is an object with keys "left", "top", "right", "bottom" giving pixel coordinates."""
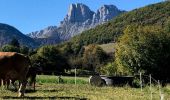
[
  {"left": 99, "top": 43, "right": 115, "bottom": 53},
  {"left": 0, "top": 75, "right": 170, "bottom": 100}
]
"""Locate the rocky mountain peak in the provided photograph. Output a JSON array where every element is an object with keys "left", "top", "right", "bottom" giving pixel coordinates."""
[
  {"left": 95, "top": 5, "right": 122, "bottom": 23},
  {"left": 28, "top": 26, "right": 58, "bottom": 39},
  {"left": 65, "top": 3, "right": 94, "bottom": 23}
]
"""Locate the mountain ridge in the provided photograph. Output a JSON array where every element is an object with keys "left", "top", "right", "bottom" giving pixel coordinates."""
[{"left": 27, "top": 3, "right": 125, "bottom": 45}]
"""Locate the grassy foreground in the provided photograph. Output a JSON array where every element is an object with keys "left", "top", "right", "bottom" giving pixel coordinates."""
[{"left": 0, "top": 75, "right": 170, "bottom": 100}]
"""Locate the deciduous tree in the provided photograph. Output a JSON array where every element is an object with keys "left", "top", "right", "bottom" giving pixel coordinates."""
[{"left": 115, "top": 24, "right": 170, "bottom": 81}]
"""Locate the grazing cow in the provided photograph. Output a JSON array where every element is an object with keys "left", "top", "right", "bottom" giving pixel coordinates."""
[
  {"left": 1, "top": 66, "right": 42, "bottom": 92},
  {"left": 0, "top": 52, "right": 31, "bottom": 97}
]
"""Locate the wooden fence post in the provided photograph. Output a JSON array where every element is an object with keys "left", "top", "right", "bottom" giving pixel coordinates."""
[
  {"left": 150, "top": 74, "right": 152, "bottom": 100},
  {"left": 140, "top": 72, "right": 142, "bottom": 91},
  {"left": 75, "top": 68, "right": 77, "bottom": 85},
  {"left": 158, "top": 80, "right": 164, "bottom": 100}
]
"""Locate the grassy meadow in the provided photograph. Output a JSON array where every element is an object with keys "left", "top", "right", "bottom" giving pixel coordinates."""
[
  {"left": 0, "top": 75, "right": 170, "bottom": 100},
  {"left": 99, "top": 43, "right": 115, "bottom": 53}
]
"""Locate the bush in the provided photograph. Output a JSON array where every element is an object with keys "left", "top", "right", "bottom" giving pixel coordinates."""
[{"left": 132, "top": 77, "right": 141, "bottom": 88}]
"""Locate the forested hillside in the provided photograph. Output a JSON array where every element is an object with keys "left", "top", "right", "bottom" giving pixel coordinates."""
[{"left": 70, "top": 1, "right": 170, "bottom": 47}]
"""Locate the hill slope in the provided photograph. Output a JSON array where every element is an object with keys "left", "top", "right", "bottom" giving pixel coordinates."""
[
  {"left": 0, "top": 23, "right": 39, "bottom": 48},
  {"left": 70, "top": 1, "right": 170, "bottom": 46}
]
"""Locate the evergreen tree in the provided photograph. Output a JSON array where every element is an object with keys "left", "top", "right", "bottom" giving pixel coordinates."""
[{"left": 10, "top": 38, "right": 20, "bottom": 48}]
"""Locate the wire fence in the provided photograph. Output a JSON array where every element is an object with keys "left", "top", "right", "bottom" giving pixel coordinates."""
[{"left": 137, "top": 72, "right": 164, "bottom": 100}]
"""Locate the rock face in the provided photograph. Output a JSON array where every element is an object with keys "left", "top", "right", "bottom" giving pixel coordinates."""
[
  {"left": 0, "top": 23, "right": 39, "bottom": 48},
  {"left": 27, "top": 3, "right": 125, "bottom": 45},
  {"left": 93, "top": 5, "right": 123, "bottom": 24},
  {"left": 28, "top": 26, "right": 58, "bottom": 38},
  {"left": 66, "top": 4, "right": 94, "bottom": 23}
]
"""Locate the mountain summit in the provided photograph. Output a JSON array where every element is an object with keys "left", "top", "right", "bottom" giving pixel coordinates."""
[
  {"left": 27, "top": 3, "right": 125, "bottom": 45},
  {"left": 93, "top": 5, "right": 122, "bottom": 24},
  {"left": 66, "top": 3, "right": 94, "bottom": 23}
]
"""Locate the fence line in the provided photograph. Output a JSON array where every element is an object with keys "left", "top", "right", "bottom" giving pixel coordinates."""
[{"left": 135, "top": 73, "right": 164, "bottom": 100}]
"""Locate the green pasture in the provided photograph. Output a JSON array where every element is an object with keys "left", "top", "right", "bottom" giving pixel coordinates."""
[
  {"left": 0, "top": 75, "right": 170, "bottom": 100},
  {"left": 99, "top": 43, "right": 115, "bottom": 53},
  {"left": 36, "top": 75, "right": 88, "bottom": 84}
]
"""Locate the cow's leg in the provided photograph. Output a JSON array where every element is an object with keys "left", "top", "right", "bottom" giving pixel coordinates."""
[
  {"left": 6, "top": 80, "right": 10, "bottom": 89},
  {"left": 1, "top": 79, "right": 4, "bottom": 86},
  {"left": 1, "top": 79, "right": 4, "bottom": 87},
  {"left": 32, "top": 75, "right": 36, "bottom": 91},
  {"left": 6, "top": 79, "right": 12, "bottom": 89},
  {"left": 18, "top": 80, "right": 27, "bottom": 97},
  {"left": 19, "top": 81, "right": 21, "bottom": 89},
  {"left": 33, "top": 80, "right": 35, "bottom": 91},
  {"left": 11, "top": 80, "right": 18, "bottom": 91},
  {"left": 29, "top": 75, "right": 36, "bottom": 91}
]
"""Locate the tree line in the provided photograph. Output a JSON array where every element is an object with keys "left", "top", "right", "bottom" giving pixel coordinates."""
[{"left": 0, "top": 38, "right": 111, "bottom": 75}]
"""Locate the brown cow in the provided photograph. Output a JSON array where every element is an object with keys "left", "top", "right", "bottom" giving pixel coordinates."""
[
  {"left": 0, "top": 52, "right": 31, "bottom": 97},
  {"left": 1, "top": 66, "right": 42, "bottom": 92}
]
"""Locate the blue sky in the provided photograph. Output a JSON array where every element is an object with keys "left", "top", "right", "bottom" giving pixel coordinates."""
[{"left": 0, "top": 0, "right": 162, "bottom": 34}]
